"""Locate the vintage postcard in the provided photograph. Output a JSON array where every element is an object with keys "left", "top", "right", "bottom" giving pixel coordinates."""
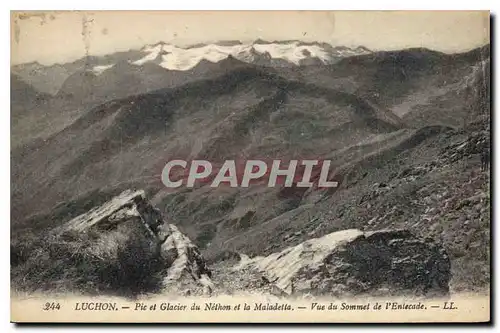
[{"left": 10, "top": 10, "right": 491, "bottom": 323}]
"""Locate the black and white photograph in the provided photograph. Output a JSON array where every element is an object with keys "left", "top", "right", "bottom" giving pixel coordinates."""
[{"left": 9, "top": 10, "right": 491, "bottom": 323}]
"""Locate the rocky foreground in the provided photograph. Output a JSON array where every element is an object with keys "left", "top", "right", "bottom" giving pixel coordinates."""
[{"left": 12, "top": 189, "right": 452, "bottom": 299}]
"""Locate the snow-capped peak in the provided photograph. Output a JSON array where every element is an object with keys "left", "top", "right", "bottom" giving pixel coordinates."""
[
  {"left": 95, "top": 41, "right": 371, "bottom": 73},
  {"left": 92, "top": 64, "right": 115, "bottom": 75},
  {"left": 252, "top": 42, "right": 330, "bottom": 65}
]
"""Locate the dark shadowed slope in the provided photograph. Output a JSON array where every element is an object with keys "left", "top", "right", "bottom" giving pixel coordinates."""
[
  {"left": 56, "top": 56, "right": 253, "bottom": 103},
  {"left": 11, "top": 74, "right": 54, "bottom": 145},
  {"left": 12, "top": 65, "right": 402, "bottom": 226},
  {"left": 11, "top": 74, "right": 49, "bottom": 116},
  {"left": 11, "top": 49, "right": 151, "bottom": 95},
  {"left": 11, "top": 57, "right": 253, "bottom": 149},
  {"left": 12, "top": 46, "right": 490, "bottom": 226},
  {"left": 273, "top": 45, "right": 490, "bottom": 128}
]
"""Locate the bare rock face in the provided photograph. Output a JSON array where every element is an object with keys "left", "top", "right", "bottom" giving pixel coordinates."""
[
  {"left": 234, "top": 229, "right": 450, "bottom": 298},
  {"left": 58, "top": 189, "right": 213, "bottom": 294}
]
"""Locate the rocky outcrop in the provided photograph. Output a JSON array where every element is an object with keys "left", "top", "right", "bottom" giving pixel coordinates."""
[
  {"left": 234, "top": 229, "right": 450, "bottom": 298},
  {"left": 58, "top": 189, "right": 213, "bottom": 294},
  {"left": 15, "top": 190, "right": 454, "bottom": 298}
]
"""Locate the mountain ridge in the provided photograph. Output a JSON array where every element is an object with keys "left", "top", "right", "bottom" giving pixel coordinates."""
[{"left": 11, "top": 40, "right": 372, "bottom": 95}]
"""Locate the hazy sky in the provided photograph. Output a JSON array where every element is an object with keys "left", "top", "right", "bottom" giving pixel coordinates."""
[{"left": 11, "top": 11, "right": 490, "bottom": 65}]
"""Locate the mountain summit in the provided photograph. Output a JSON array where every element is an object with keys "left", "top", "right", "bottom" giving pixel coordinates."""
[
  {"left": 131, "top": 40, "right": 372, "bottom": 71},
  {"left": 11, "top": 40, "right": 371, "bottom": 95}
]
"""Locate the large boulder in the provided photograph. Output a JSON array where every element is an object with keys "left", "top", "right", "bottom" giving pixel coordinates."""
[
  {"left": 234, "top": 229, "right": 450, "bottom": 297},
  {"left": 56, "top": 189, "right": 213, "bottom": 295}
]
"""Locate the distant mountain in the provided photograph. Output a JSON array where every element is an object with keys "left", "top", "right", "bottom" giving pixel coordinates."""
[
  {"left": 131, "top": 40, "right": 371, "bottom": 71},
  {"left": 11, "top": 45, "right": 490, "bottom": 219},
  {"left": 11, "top": 65, "right": 402, "bottom": 221},
  {"left": 11, "top": 74, "right": 49, "bottom": 118},
  {"left": 272, "top": 45, "right": 491, "bottom": 128},
  {"left": 11, "top": 49, "right": 150, "bottom": 95},
  {"left": 11, "top": 40, "right": 371, "bottom": 95},
  {"left": 56, "top": 55, "right": 253, "bottom": 104},
  {"left": 11, "top": 45, "right": 489, "bottom": 150},
  {"left": 11, "top": 74, "right": 46, "bottom": 102},
  {"left": 10, "top": 55, "right": 254, "bottom": 148}
]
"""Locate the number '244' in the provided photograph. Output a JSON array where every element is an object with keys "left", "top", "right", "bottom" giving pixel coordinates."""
[{"left": 43, "top": 302, "right": 61, "bottom": 310}]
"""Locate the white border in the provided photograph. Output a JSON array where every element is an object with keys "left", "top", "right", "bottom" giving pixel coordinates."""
[{"left": 3, "top": 2, "right": 496, "bottom": 10}]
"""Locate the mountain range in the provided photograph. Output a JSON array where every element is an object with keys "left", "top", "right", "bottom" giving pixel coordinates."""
[
  {"left": 12, "top": 40, "right": 372, "bottom": 95},
  {"left": 11, "top": 41, "right": 491, "bottom": 294}
]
